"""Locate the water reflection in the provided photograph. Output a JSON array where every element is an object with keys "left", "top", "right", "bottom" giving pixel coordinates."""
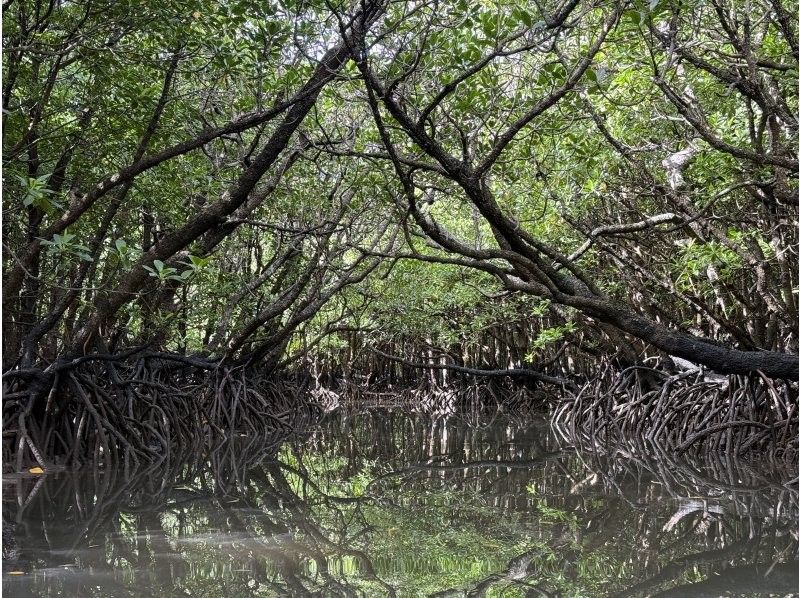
[{"left": 3, "top": 407, "right": 798, "bottom": 597}]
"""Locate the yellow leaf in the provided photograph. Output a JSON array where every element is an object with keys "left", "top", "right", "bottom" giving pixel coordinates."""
[
  {"left": 8, "top": 571, "right": 25, "bottom": 575},
  {"left": 28, "top": 467, "right": 44, "bottom": 474},
  {"left": 192, "top": 11, "right": 201, "bottom": 19}
]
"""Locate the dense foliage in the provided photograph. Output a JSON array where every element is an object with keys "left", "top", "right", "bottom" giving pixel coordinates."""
[
  {"left": 2, "top": 0, "right": 798, "bottom": 479},
  {"left": 3, "top": 0, "right": 797, "bottom": 380}
]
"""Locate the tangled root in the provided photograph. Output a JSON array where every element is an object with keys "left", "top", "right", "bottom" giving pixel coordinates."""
[
  {"left": 553, "top": 364, "right": 798, "bottom": 462},
  {"left": 2, "top": 353, "right": 322, "bottom": 471}
]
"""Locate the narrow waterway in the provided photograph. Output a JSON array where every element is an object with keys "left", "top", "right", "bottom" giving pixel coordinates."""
[{"left": 3, "top": 406, "right": 797, "bottom": 597}]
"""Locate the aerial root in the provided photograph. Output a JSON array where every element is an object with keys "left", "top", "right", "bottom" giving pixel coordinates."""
[
  {"left": 320, "top": 377, "right": 549, "bottom": 414},
  {"left": 5, "top": 356, "right": 796, "bottom": 467},
  {"left": 553, "top": 364, "right": 798, "bottom": 461},
  {"left": 2, "top": 355, "right": 322, "bottom": 469}
]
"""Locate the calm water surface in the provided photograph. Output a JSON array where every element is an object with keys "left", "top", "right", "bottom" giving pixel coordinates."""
[{"left": 2, "top": 407, "right": 798, "bottom": 597}]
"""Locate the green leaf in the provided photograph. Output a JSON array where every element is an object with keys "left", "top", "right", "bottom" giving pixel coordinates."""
[
  {"left": 480, "top": 13, "right": 497, "bottom": 39},
  {"left": 624, "top": 9, "right": 641, "bottom": 26}
]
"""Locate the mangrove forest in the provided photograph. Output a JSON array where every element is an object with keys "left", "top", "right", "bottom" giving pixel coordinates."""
[{"left": 2, "top": 0, "right": 798, "bottom": 595}]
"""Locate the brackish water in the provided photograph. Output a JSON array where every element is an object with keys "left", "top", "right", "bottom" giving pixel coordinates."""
[{"left": 2, "top": 406, "right": 798, "bottom": 597}]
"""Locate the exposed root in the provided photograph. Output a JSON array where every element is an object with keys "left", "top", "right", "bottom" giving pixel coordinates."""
[
  {"left": 317, "top": 377, "right": 552, "bottom": 415},
  {"left": 2, "top": 353, "right": 322, "bottom": 471},
  {"left": 553, "top": 364, "right": 798, "bottom": 462},
  {"left": 5, "top": 354, "right": 797, "bottom": 468}
]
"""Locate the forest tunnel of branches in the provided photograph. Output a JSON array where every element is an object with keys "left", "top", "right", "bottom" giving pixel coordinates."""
[{"left": 3, "top": 0, "right": 798, "bottom": 468}]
